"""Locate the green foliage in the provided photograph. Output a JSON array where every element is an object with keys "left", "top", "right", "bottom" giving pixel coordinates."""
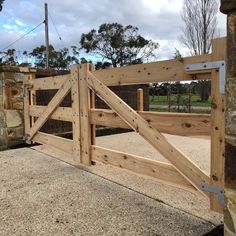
[
  {"left": 0, "top": 49, "right": 18, "bottom": 65},
  {"left": 95, "top": 61, "right": 112, "bottom": 70},
  {"left": 30, "top": 45, "right": 80, "bottom": 69},
  {"left": 80, "top": 23, "right": 159, "bottom": 67},
  {"left": 149, "top": 95, "right": 211, "bottom": 107}
]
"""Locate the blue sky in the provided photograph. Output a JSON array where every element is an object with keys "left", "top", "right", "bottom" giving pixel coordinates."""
[{"left": 0, "top": 0, "right": 226, "bottom": 62}]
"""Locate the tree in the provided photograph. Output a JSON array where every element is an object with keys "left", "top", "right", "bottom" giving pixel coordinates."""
[
  {"left": 30, "top": 45, "right": 80, "bottom": 69},
  {"left": 0, "top": 0, "right": 4, "bottom": 11},
  {"left": 0, "top": 49, "right": 18, "bottom": 65},
  {"left": 180, "top": 0, "right": 218, "bottom": 101},
  {"left": 80, "top": 23, "right": 159, "bottom": 68},
  {"left": 180, "top": 0, "right": 218, "bottom": 55},
  {"left": 95, "top": 61, "right": 112, "bottom": 70}
]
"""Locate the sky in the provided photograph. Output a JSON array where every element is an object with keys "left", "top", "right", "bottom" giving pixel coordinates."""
[{"left": 0, "top": 0, "right": 227, "bottom": 61}]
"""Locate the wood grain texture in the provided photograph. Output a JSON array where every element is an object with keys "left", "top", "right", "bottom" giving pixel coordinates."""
[
  {"left": 93, "top": 54, "right": 213, "bottom": 86},
  {"left": 71, "top": 65, "right": 81, "bottom": 163},
  {"left": 29, "top": 105, "right": 72, "bottom": 122},
  {"left": 90, "top": 109, "right": 211, "bottom": 137},
  {"left": 88, "top": 71, "right": 210, "bottom": 196},
  {"left": 79, "top": 64, "right": 91, "bottom": 166},
  {"left": 92, "top": 145, "right": 197, "bottom": 192},
  {"left": 32, "top": 74, "right": 70, "bottom": 90},
  {"left": 210, "top": 69, "right": 225, "bottom": 213}
]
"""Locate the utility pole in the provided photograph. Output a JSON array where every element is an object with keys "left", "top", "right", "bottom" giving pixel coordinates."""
[
  {"left": 44, "top": 3, "right": 49, "bottom": 68},
  {"left": 220, "top": 1, "right": 236, "bottom": 235}
]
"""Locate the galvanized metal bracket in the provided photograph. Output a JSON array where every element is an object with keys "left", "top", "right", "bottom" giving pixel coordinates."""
[
  {"left": 23, "top": 83, "right": 33, "bottom": 97},
  {"left": 185, "top": 60, "right": 226, "bottom": 94},
  {"left": 200, "top": 183, "right": 224, "bottom": 206},
  {"left": 0, "top": 80, "right": 5, "bottom": 88},
  {"left": 22, "top": 133, "right": 31, "bottom": 141}
]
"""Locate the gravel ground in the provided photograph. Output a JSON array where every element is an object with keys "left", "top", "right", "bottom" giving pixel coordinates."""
[
  {"left": 0, "top": 132, "right": 223, "bottom": 235},
  {"left": 92, "top": 132, "right": 222, "bottom": 224}
]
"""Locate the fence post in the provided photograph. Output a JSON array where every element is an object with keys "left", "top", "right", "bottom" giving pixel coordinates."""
[
  {"left": 210, "top": 69, "right": 225, "bottom": 213},
  {"left": 89, "top": 64, "right": 96, "bottom": 147},
  {"left": 137, "top": 88, "right": 144, "bottom": 111},
  {"left": 71, "top": 65, "right": 81, "bottom": 163},
  {"left": 79, "top": 63, "right": 92, "bottom": 166}
]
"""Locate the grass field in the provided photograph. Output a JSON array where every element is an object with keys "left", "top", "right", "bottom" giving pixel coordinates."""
[{"left": 149, "top": 95, "right": 211, "bottom": 107}]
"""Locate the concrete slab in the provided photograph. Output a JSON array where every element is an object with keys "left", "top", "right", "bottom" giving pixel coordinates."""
[{"left": 0, "top": 148, "right": 216, "bottom": 236}]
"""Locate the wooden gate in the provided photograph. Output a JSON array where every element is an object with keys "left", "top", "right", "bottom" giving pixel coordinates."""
[{"left": 24, "top": 37, "right": 226, "bottom": 213}]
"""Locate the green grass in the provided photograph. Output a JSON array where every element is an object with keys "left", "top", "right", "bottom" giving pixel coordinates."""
[
  {"left": 149, "top": 95, "right": 211, "bottom": 107},
  {"left": 0, "top": 144, "right": 8, "bottom": 151},
  {"left": 149, "top": 107, "right": 211, "bottom": 114}
]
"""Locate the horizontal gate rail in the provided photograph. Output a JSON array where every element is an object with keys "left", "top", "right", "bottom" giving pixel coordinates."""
[
  {"left": 90, "top": 109, "right": 211, "bottom": 137},
  {"left": 32, "top": 74, "right": 70, "bottom": 90},
  {"left": 28, "top": 106, "right": 211, "bottom": 137},
  {"left": 92, "top": 146, "right": 197, "bottom": 192}
]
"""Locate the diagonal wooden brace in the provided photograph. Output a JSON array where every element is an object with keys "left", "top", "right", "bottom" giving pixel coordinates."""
[
  {"left": 87, "top": 71, "right": 210, "bottom": 196},
  {"left": 26, "top": 79, "right": 71, "bottom": 141}
]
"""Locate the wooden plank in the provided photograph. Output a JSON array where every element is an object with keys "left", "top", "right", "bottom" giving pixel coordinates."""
[
  {"left": 93, "top": 54, "right": 214, "bottom": 86},
  {"left": 92, "top": 145, "right": 197, "bottom": 192},
  {"left": 33, "top": 131, "right": 73, "bottom": 154},
  {"left": 87, "top": 72, "right": 210, "bottom": 196},
  {"left": 211, "top": 37, "right": 227, "bottom": 61},
  {"left": 28, "top": 79, "right": 71, "bottom": 141},
  {"left": 79, "top": 64, "right": 91, "bottom": 166},
  {"left": 32, "top": 74, "right": 70, "bottom": 90},
  {"left": 137, "top": 88, "right": 144, "bottom": 111},
  {"left": 210, "top": 69, "right": 225, "bottom": 213},
  {"left": 90, "top": 109, "right": 211, "bottom": 136},
  {"left": 32, "top": 144, "right": 79, "bottom": 167},
  {"left": 29, "top": 105, "right": 72, "bottom": 122},
  {"left": 139, "top": 111, "right": 211, "bottom": 136},
  {"left": 71, "top": 65, "right": 81, "bottom": 163},
  {"left": 90, "top": 90, "right": 96, "bottom": 145},
  {"left": 89, "top": 64, "right": 96, "bottom": 146}
]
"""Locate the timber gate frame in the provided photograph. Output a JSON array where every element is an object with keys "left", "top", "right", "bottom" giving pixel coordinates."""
[{"left": 23, "top": 37, "right": 226, "bottom": 213}]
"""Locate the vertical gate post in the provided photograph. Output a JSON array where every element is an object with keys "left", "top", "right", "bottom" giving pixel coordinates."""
[
  {"left": 79, "top": 63, "right": 92, "bottom": 166},
  {"left": 210, "top": 69, "right": 225, "bottom": 213},
  {"left": 71, "top": 65, "right": 81, "bottom": 163},
  {"left": 89, "top": 64, "right": 96, "bottom": 147},
  {"left": 220, "top": 1, "right": 236, "bottom": 234}
]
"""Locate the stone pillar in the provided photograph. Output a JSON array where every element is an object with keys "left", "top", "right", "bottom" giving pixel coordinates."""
[
  {"left": 0, "top": 66, "right": 36, "bottom": 149},
  {"left": 220, "top": 1, "right": 236, "bottom": 235}
]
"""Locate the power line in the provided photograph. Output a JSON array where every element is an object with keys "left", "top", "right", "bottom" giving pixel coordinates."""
[
  {"left": 48, "top": 11, "right": 65, "bottom": 48},
  {"left": 0, "top": 21, "right": 44, "bottom": 52}
]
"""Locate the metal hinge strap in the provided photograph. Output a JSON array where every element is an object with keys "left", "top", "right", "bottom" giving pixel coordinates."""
[
  {"left": 23, "top": 83, "right": 33, "bottom": 97},
  {"left": 185, "top": 60, "right": 226, "bottom": 94},
  {"left": 200, "top": 183, "right": 224, "bottom": 206}
]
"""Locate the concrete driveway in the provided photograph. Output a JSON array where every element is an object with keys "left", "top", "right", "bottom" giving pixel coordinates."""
[{"left": 0, "top": 147, "right": 217, "bottom": 236}]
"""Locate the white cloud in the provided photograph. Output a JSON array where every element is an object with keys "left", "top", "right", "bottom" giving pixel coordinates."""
[
  {"left": 0, "top": 0, "right": 227, "bottom": 59},
  {"left": 3, "top": 24, "right": 13, "bottom": 30},
  {"left": 15, "top": 19, "right": 25, "bottom": 27}
]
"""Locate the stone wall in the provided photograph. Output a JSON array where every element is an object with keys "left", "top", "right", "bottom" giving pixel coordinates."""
[
  {"left": 220, "top": 1, "right": 236, "bottom": 234},
  {"left": 0, "top": 67, "right": 36, "bottom": 148}
]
